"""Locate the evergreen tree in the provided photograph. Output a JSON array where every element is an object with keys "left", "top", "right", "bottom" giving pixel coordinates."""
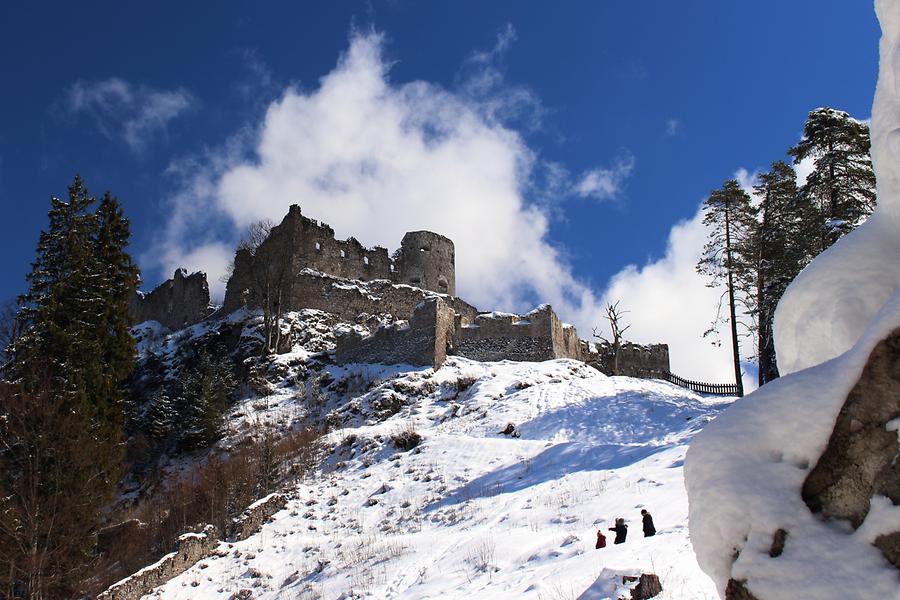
[
  {"left": 0, "top": 176, "right": 139, "bottom": 597},
  {"left": 146, "top": 390, "right": 175, "bottom": 441},
  {"left": 789, "top": 107, "right": 876, "bottom": 251},
  {"left": 180, "top": 350, "right": 235, "bottom": 449},
  {"left": 750, "top": 162, "right": 808, "bottom": 386},
  {"left": 696, "top": 180, "right": 757, "bottom": 396}
]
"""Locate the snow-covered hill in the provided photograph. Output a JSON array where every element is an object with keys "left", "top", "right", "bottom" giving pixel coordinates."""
[{"left": 142, "top": 353, "right": 728, "bottom": 600}]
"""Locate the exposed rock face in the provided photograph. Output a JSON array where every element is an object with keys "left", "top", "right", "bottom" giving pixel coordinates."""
[
  {"left": 130, "top": 269, "right": 210, "bottom": 330},
  {"left": 627, "top": 573, "right": 663, "bottom": 599},
  {"left": 802, "top": 325, "right": 900, "bottom": 568}
]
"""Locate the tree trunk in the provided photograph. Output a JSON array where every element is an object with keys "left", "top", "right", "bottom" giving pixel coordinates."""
[{"left": 724, "top": 199, "right": 745, "bottom": 397}]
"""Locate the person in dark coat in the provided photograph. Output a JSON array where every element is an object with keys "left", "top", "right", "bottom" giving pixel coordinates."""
[
  {"left": 595, "top": 530, "right": 607, "bottom": 549},
  {"left": 608, "top": 518, "right": 627, "bottom": 544},
  {"left": 641, "top": 509, "right": 656, "bottom": 537}
]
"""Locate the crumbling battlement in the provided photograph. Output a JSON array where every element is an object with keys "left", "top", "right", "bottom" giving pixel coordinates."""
[
  {"left": 589, "top": 341, "right": 670, "bottom": 378},
  {"left": 96, "top": 525, "right": 218, "bottom": 600},
  {"left": 281, "top": 269, "right": 477, "bottom": 325},
  {"left": 337, "top": 297, "right": 457, "bottom": 368},
  {"left": 223, "top": 205, "right": 456, "bottom": 315},
  {"left": 453, "top": 305, "right": 584, "bottom": 363},
  {"left": 336, "top": 302, "right": 587, "bottom": 368},
  {"left": 129, "top": 269, "right": 210, "bottom": 330}
]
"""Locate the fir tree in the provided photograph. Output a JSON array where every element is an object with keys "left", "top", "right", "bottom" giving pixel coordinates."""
[
  {"left": 789, "top": 107, "right": 876, "bottom": 251},
  {"left": 179, "top": 349, "right": 235, "bottom": 449},
  {"left": 696, "top": 180, "right": 757, "bottom": 396},
  {"left": 146, "top": 390, "right": 175, "bottom": 441},
  {"left": 750, "top": 161, "right": 807, "bottom": 385},
  {"left": 0, "top": 176, "right": 139, "bottom": 597}
]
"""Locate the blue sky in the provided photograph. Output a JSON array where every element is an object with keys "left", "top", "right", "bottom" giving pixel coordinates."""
[{"left": 0, "top": 2, "right": 880, "bottom": 382}]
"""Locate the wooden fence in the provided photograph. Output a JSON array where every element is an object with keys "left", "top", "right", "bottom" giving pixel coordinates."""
[{"left": 658, "top": 371, "right": 741, "bottom": 396}]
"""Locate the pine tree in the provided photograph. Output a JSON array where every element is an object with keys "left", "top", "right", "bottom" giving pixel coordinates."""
[
  {"left": 696, "top": 180, "right": 757, "bottom": 396},
  {"left": 789, "top": 107, "right": 876, "bottom": 251},
  {"left": 750, "top": 161, "right": 808, "bottom": 386}
]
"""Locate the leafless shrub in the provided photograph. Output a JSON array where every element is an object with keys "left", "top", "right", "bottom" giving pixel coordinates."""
[{"left": 390, "top": 423, "right": 422, "bottom": 451}]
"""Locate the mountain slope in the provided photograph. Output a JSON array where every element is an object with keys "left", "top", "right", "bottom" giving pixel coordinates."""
[{"left": 142, "top": 357, "right": 727, "bottom": 600}]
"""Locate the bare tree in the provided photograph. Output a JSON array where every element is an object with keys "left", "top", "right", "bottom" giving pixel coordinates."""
[
  {"left": 229, "top": 219, "right": 296, "bottom": 355},
  {"left": 593, "top": 301, "right": 632, "bottom": 376}
]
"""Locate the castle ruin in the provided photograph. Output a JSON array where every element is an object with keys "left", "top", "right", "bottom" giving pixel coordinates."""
[{"left": 133, "top": 204, "right": 669, "bottom": 376}]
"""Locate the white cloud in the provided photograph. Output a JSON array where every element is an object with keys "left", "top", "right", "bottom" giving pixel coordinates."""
[
  {"left": 157, "top": 32, "right": 612, "bottom": 326},
  {"left": 157, "top": 31, "right": 744, "bottom": 386},
  {"left": 600, "top": 203, "right": 755, "bottom": 387},
  {"left": 665, "top": 118, "right": 681, "bottom": 136},
  {"left": 573, "top": 151, "right": 635, "bottom": 200},
  {"left": 65, "top": 77, "right": 193, "bottom": 153}
]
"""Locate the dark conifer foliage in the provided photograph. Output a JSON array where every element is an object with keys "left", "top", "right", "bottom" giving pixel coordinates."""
[
  {"left": 750, "top": 162, "right": 807, "bottom": 385},
  {"left": 789, "top": 107, "right": 876, "bottom": 251},
  {"left": 0, "top": 176, "right": 139, "bottom": 599}
]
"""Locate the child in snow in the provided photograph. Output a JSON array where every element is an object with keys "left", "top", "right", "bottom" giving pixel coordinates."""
[
  {"left": 641, "top": 509, "right": 656, "bottom": 537},
  {"left": 595, "top": 530, "right": 607, "bottom": 549},
  {"left": 609, "top": 518, "right": 627, "bottom": 544}
]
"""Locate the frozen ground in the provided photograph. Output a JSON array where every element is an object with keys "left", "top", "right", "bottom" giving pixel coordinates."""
[{"left": 143, "top": 356, "right": 728, "bottom": 600}]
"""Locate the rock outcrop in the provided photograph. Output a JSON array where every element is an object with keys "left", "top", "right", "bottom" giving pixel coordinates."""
[
  {"left": 130, "top": 269, "right": 210, "bottom": 330},
  {"left": 802, "top": 325, "right": 900, "bottom": 568}
]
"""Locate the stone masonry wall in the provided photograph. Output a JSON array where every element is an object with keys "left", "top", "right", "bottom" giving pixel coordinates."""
[
  {"left": 130, "top": 269, "right": 210, "bottom": 330},
  {"left": 96, "top": 525, "right": 218, "bottom": 600},
  {"left": 336, "top": 297, "right": 456, "bottom": 368},
  {"left": 452, "top": 305, "right": 585, "bottom": 364},
  {"left": 226, "top": 493, "right": 288, "bottom": 543},
  {"left": 286, "top": 270, "right": 477, "bottom": 326},
  {"left": 590, "top": 342, "right": 670, "bottom": 377},
  {"left": 223, "top": 205, "right": 456, "bottom": 315}
]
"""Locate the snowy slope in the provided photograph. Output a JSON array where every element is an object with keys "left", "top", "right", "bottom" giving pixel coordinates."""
[{"left": 143, "top": 357, "right": 727, "bottom": 600}]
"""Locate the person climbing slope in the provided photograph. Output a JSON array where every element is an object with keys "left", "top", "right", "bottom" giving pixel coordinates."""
[
  {"left": 609, "top": 518, "right": 627, "bottom": 544},
  {"left": 595, "top": 530, "right": 607, "bottom": 549},
  {"left": 641, "top": 509, "right": 656, "bottom": 537}
]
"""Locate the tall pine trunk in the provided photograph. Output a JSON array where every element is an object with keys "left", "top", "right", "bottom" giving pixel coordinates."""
[{"left": 724, "top": 199, "right": 745, "bottom": 397}]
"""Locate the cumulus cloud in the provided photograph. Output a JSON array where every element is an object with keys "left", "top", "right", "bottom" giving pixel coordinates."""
[
  {"left": 573, "top": 151, "right": 635, "bottom": 200},
  {"left": 157, "top": 32, "right": 617, "bottom": 325},
  {"left": 157, "top": 30, "right": 744, "bottom": 384},
  {"left": 65, "top": 77, "right": 193, "bottom": 153},
  {"left": 600, "top": 203, "right": 756, "bottom": 388}
]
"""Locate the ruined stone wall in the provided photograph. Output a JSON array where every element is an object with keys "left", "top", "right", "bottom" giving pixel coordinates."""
[
  {"left": 452, "top": 305, "right": 584, "bottom": 363},
  {"left": 223, "top": 205, "right": 456, "bottom": 315},
  {"left": 395, "top": 231, "right": 456, "bottom": 296},
  {"left": 590, "top": 342, "right": 670, "bottom": 377},
  {"left": 226, "top": 492, "right": 288, "bottom": 543},
  {"left": 130, "top": 269, "right": 210, "bottom": 330},
  {"left": 285, "top": 270, "right": 477, "bottom": 326},
  {"left": 96, "top": 525, "right": 218, "bottom": 600},
  {"left": 336, "top": 297, "right": 456, "bottom": 368}
]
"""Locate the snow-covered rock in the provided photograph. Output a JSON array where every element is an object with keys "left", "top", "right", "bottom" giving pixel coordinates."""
[{"left": 687, "top": 4, "right": 900, "bottom": 598}]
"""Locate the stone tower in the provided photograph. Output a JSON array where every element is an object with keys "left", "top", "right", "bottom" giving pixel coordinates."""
[{"left": 396, "top": 231, "right": 456, "bottom": 296}]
